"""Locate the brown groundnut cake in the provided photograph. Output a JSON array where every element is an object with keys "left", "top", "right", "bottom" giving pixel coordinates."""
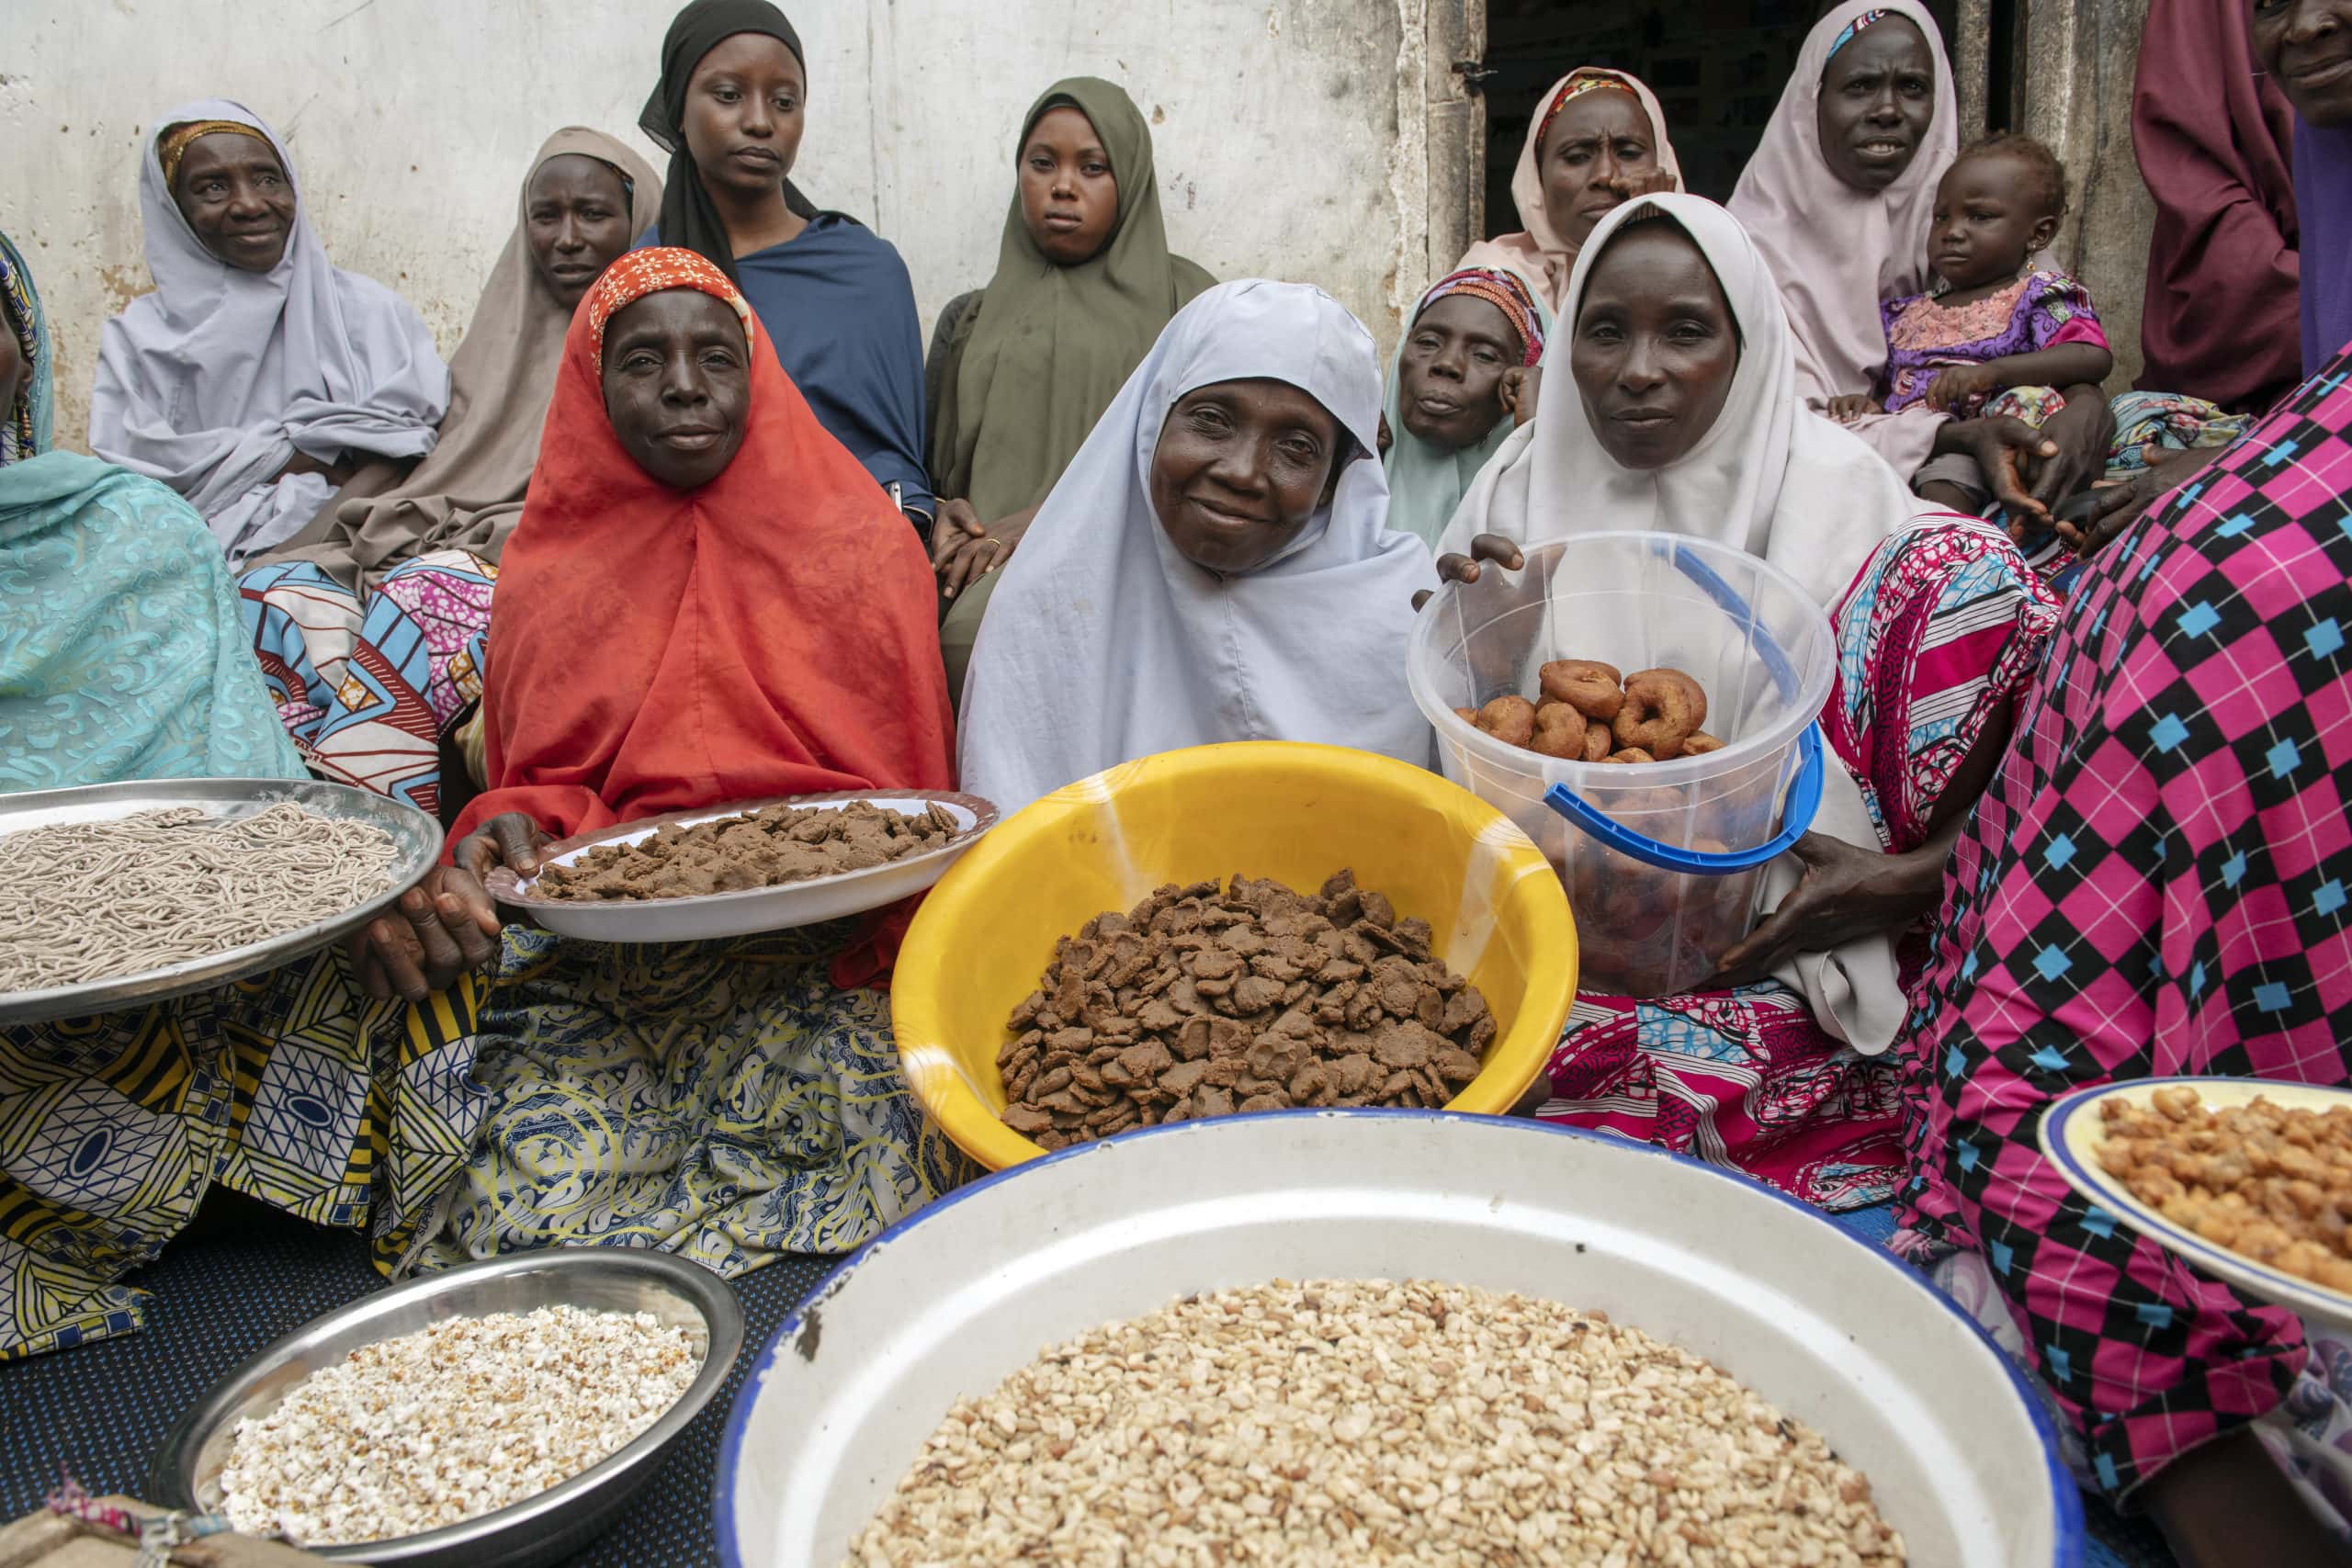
[
  {"left": 534, "top": 800, "right": 961, "bottom": 901},
  {"left": 996, "top": 871, "right": 1498, "bottom": 1148}
]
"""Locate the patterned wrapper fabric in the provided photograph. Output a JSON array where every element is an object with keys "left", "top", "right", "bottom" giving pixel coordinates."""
[{"left": 0, "top": 228, "right": 478, "bottom": 1359}]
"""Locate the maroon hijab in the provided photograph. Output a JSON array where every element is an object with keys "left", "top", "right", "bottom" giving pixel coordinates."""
[{"left": 2133, "top": 0, "right": 2301, "bottom": 412}]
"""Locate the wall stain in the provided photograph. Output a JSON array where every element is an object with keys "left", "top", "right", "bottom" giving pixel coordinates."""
[{"left": 96, "top": 261, "right": 151, "bottom": 317}]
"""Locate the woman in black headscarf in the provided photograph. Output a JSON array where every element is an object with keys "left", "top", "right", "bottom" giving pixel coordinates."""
[{"left": 637, "top": 0, "right": 933, "bottom": 528}]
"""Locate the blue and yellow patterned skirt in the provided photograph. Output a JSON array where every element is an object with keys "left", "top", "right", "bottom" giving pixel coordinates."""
[
  {"left": 0, "top": 949, "right": 472, "bottom": 1359},
  {"left": 0, "top": 920, "right": 966, "bottom": 1359},
  {"left": 404, "top": 920, "right": 970, "bottom": 1276}
]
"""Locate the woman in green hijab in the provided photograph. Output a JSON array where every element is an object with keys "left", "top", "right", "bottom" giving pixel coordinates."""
[{"left": 929, "top": 76, "right": 1214, "bottom": 698}]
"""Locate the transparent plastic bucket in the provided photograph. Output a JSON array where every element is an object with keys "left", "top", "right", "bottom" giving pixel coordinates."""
[{"left": 1407, "top": 531, "right": 1836, "bottom": 998}]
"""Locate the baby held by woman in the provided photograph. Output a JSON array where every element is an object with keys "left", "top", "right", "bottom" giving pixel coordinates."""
[{"left": 1826, "top": 132, "right": 2113, "bottom": 514}]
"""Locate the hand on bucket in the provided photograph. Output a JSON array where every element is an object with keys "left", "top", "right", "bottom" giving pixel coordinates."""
[{"left": 1415, "top": 534, "right": 1523, "bottom": 611}]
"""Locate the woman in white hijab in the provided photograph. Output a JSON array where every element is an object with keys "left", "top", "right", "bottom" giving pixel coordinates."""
[
  {"left": 1441, "top": 193, "right": 1920, "bottom": 606},
  {"left": 92, "top": 100, "right": 447, "bottom": 568},
  {"left": 1439, "top": 194, "right": 2064, "bottom": 1212},
  {"left": 957, "top": 279, "right": 1435, "bottom": 813},
  {"left": 1726, "top": 0, "right": 2109, "bottom": 517}
]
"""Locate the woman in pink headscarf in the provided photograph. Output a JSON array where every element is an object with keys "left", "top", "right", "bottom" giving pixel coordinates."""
[
  {"left": 1457, "top": 68, "right": 1682, "bottom": 317},
  {"left": 1729, "top": 0, "right": 2114, "bottom": 521}
]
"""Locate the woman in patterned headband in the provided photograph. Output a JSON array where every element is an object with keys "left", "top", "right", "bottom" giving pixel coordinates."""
[
  {"left": 1455, "top": 69, "right": 1683, "bottom": 316},
  {"left": 1380, "top": 267, "right": 1549, "bottom": 547},
  {"left": 351, "top": 247, "right": 967, "bottom": 1275}
]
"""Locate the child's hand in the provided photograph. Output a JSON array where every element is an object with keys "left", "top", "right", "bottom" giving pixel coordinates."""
[
  {"left": 1824, "top": 393, "right": 1882, "bottom": 423},
  {"left": 1924, "top": 364, "right": 2002, "bottom": 413}
]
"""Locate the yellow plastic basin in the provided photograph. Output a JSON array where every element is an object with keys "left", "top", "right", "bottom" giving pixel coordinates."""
[{"left": 893, "top": 740, "right": 1578, "bottom": 1170}]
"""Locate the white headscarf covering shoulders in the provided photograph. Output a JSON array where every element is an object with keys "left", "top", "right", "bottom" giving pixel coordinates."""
[
  {"left": 1726, "top": 0, "right": 1956, "bottom": 477},
  {"left": 958, "top": 278, "right": 1437, "bottom": 815},
  {"left": 1438, "top": 193, "right": 1928, "bottom": 610},
  {"left": 91, "top": 99, "right": 447, "bottom": 566}
]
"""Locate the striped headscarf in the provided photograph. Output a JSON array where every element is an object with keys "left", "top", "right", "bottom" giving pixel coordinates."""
[
  {"left": 1826, "top": 8, "right": 1893, "bottom": 57},
  {"left": 1533, "top": 72, "right": 1640, "bottom": 165},
  {"left": 1415, "top": 267, "right": 1546, "bottom": 367}
]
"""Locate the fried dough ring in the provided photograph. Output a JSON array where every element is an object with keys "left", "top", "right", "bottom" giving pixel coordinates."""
[
  {"left": 1630, "top": 668, "right": 1707, "bottom": 727},
  {"left": 1680, "top": 731, "right": 1725, "bottom": 755},
  {"left": 1528, "top": 701, "right": 1588, "bottom": 759},
  {"left": 1475, "top": 694, "right": 1538, "bottom": 747},
  {"left": 1538, "top": 660, "right": 1624, "bottom": 721},
  {"left": 1612, "top": 670, "right": 1706, "bottom": 758},
  {"left": 1581, "top": 724, "right": 1612, "bottom": 762},
  {"left": 1600, "top": 747, "right": 1656, "bottom": 765}
]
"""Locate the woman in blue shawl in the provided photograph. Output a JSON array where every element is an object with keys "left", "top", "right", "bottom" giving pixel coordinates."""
[
  {"left": 637, "top": 0, "right": 933, "bottom": 528},
  {"left": 0, "top": 232, "right": 473, "bottom": 1359}
]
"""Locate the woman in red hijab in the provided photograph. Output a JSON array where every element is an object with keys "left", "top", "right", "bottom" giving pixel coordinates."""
[{"left": 352, "top": 249, "right": 967, "bottom": 1275}]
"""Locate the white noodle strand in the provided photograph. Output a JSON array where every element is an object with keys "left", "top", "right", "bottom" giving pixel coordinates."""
[{"left": 0, "top": 805, "right": 400, "bottom": 992}]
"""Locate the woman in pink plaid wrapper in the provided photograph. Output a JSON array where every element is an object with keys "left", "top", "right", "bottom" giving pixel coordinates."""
[{"left": 1894, "top": 355, "right": 2352, "bottom": 1564}]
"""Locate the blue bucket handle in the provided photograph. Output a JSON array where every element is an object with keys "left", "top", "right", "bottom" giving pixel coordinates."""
[
  {"left": 1541, "top": 724, "right": 1825, "bottom": 875},
  {"left": 1653, "top": 538, "right": 1804, "bottom": 703}
]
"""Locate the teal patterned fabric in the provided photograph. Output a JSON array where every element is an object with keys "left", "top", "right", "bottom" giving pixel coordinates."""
[
  {"left": 0, "top": 450, "right": 306, "bottom": 792},
  {"left": 414, "top": 920, "right": 973, "bottom": 1274}
]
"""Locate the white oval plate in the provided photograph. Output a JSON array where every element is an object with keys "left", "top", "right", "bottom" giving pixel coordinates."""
[
  {"left": 2040, "top": 1076, "right": 2352, "bottom": 1336},
  {"left": 485, "top": 790, "right": 996, "bottom": 944}
]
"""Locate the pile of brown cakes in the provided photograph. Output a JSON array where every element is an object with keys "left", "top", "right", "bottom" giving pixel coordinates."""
[
  {"left": 533, "top": 800, "right": 962, "bottom": 901},
  {"left": 996, "top": 871, "right": 1498, "bottom": 1149},
  {"left": 1457, "top": 660, "right": 1721, "bottom": 763}
]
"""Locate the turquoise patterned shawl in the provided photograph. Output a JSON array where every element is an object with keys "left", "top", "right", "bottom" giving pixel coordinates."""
[{"left": 1, "top": 457, "right": 306, "bottom": 792}]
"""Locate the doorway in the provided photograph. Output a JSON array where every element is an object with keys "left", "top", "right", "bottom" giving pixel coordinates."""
[{"left": 1476, "top": 0, "right": 1964, "bottom": 234}]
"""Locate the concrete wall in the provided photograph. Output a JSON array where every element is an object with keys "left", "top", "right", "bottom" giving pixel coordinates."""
[
  {"left": 1954, "top": 0, "right": 2155, "bottom": 392},
  {"left": 2016, "top": 0, "right": 2154, "bottom": 393},
  {"left": 0, "top": 0, "right": 1431, "bottom": 450}
]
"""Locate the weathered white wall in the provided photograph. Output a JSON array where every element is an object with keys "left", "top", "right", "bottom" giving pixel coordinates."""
[{"left": 0, "top": 0, "right": 1425, "bottom": 450}]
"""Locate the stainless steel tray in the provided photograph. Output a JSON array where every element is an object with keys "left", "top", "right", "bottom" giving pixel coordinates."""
[
  {"left": 151, "top": 1247, "right": 745, "bottom": 1568},
  {"left": 0, "top": 777, "right": 441, "bottom": 1024}
]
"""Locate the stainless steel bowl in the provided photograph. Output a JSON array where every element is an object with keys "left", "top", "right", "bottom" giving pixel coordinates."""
[
  {"left": 151, "top": 1249, "right": 745, "bottom": 1567},
  {"left": 0, "top": 777, "right": 442, "bottom": 1024}
]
